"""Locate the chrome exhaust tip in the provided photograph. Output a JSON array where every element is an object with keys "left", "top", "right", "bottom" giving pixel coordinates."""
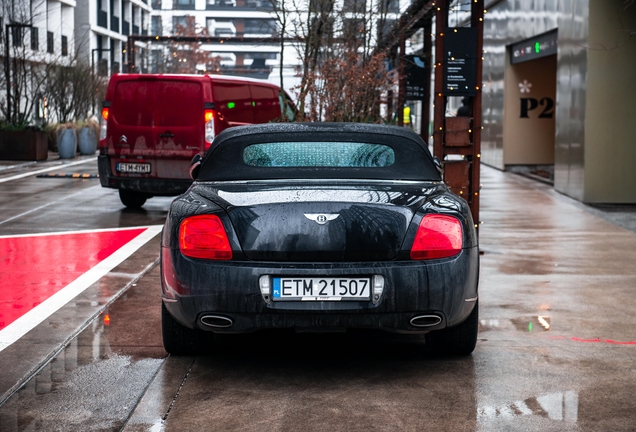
[
  {"left": 200, "top": 315, "right": 234, "bottom": 328},
  {"left": 410, "top": 314, "right": 443, "bottom": 327}
]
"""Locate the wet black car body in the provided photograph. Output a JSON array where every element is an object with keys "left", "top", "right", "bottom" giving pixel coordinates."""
[{"left": 161, "top": 123, "right": 479, "bottom": 355}]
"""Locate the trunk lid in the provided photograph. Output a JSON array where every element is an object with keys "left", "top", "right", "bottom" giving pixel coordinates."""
[{"left": 215, "top": 184, "right": 431, "bottom": 262}]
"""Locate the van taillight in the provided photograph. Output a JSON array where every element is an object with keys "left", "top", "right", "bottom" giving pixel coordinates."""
[
  {"left": 179, "top": 215, "right": 232, "bottom": 260},
  {"left": 99, "top": 107, "right": 109, "bottom": 141},
  {"left": 410, "top": 214, "right": 463, "bottom": 260},
  {"left": 204, "top": 109, "right": 215, "bottom": 148}
]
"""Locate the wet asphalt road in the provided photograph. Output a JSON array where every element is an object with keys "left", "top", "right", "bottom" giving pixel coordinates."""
[{"left": 1, "top": 157, "right": 636, "bottom": 431}]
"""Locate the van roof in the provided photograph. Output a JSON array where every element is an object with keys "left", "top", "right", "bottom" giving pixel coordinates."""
[{"left": 110, "top": 73, "right": 278, "bottom": 87}]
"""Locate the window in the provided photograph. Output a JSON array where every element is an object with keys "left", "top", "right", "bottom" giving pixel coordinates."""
[
  {"left": 243, "top": 142, "right": 395, "bottom": 168},
  {"left": 173, "top": 0, "right": 195, "bottom": 9},
  {"left": 152, "top": 0, "right": 162, "bottom": 8},
  {"left": 342, "top": 0, "right": 366, "bottom": 13},
  {"left": 245, "top": 52, "right": 277, "bottom": 60},
  {"left": 151, "top": 16, "right": 162, "bottom": 35},
  {"left": 343, "top": 18, "right": 365, "bottom": 43},
  {"left": 172, "top": 15, "right": 192, "bottom": 34},
  {"left": 47, "top": 31, "right": 54, "bottom": 53},
  {"left": 377, "top": 18, "right": 395, "bottom": 39},
  {"left": 243, "top": 19, "right": 276, "bottom": 35},
  {"left": 11, "top": 26, "right": 23, "bottom": 47},
  {"left": 246, "top": 0, "right": 275, "bottom": 9},
  {"left": 31, "top": 27, "right": 39, "bottom": 50},
  {"left": 207, "top": 0, "right": 236, "bottom": 8},
  {"left": 61, "top": 36, "right": 68, "bottom": 56},
  {"left": 380, "top": 0, "right": 399, "bottom": 13}
]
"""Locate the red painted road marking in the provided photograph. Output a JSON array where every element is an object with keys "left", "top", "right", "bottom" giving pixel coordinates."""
[{"left": 0, "top": 228, "right": 145, "bottom": 330}]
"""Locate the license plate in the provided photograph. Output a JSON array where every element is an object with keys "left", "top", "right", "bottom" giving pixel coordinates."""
[
  {"left": 272, "top": 277, "right": 371, "bottom": 301},
  {"left": 116, "top": 163, "right": 151, "bottom": 174}
]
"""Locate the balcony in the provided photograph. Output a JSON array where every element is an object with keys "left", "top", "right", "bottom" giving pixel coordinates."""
[
  {"left": 111, "top": 16, "right": 120, "bottom": 32},
  {"left": 122, "top": 21, "right": 130, "bottom": 35},
  {"left": 98, "top": 10, "right": 108, "bottom": 28}
]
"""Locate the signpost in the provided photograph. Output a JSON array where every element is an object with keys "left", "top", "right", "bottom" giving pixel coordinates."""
[
  {"left": 404, "top": 55, "right": 427, "bottom": 101},
  {"left": 442, "top": 27, "right": 478, "bottom": 96}
]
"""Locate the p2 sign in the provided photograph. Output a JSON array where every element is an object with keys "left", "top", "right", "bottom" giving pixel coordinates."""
[{"left": 520, "top": 97, "right": 554, "bottom": 118}]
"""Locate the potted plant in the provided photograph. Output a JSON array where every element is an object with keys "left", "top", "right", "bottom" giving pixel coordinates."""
[
  {"left": 76, "top": 118, "right": 100, "bottom": 155},
  {"left": 0, "top": 122, "right": 48, "bottom": 161},
  {"left": 56, "top": 122, "right": 78, "bottom": 159}
]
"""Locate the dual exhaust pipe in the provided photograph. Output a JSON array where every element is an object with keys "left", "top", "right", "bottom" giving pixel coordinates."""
[{"left": 201, "top": 314, "right": 442, "bottom": 329}]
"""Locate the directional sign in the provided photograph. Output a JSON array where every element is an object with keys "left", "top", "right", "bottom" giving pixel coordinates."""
[
  {"left": 442, "top": 27, "right": 478, "bottom": 96},
  {"left": 404, "top": 55, "right": 427, "bottom": 101}
]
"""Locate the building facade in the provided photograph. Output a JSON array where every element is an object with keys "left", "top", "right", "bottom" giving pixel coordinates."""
[
  {"left": 74, "top": 0, "right": 152, "bottom": 76},
  {"left": 480, "top": 0, "right": 636, "bottom": 203}
]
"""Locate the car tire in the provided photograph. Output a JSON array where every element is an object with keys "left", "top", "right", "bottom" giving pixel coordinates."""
[
  {"left": 161, "top": 302, "right": 213, "bottom": 355},
  {"left": 119, "top": 189, "right": 147, "bottom": 209},
  {"left": 425, "top": 301, "right": 478, "bottom": 356}
]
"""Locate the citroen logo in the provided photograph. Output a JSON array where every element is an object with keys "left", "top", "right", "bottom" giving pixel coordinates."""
[
  {"left": 304, "top": 213, "right": 339, "bottom": 225},
  {"left": 119, "top": 135, "right": 128, "bottom": 144}
]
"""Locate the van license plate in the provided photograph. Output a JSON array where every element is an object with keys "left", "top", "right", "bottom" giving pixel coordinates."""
[
  {"left": 116, "top": 163, "right": 151, "bottom": 173},
  {"left": 272, "top": 277, "right": 371, "bottom": 301}
]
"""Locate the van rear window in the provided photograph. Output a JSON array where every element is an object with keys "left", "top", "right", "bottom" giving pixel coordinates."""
[{"left": 113, "top": 80, "right": 202, "bottom": 127}]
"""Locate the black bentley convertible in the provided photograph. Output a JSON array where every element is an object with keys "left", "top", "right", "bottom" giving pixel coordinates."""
[{"left": 161, "top": 123, "right": 479, "bottom": 355}]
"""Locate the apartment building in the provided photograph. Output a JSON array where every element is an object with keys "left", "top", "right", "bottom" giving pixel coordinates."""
[
  {"left": 149, "top": 0, "right": 279, "bottom": 76},
  {"left": 75, "top": 0, "right": 152, "bottom": 75}
]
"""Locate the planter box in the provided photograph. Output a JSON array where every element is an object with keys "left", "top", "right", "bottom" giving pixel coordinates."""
[{"left": 0, "top": 130, "right": 48, "bottom": 161}]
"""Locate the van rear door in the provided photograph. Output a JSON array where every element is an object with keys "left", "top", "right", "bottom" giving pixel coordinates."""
[
  {"left": 154, "top": 80, "right": 204, "bottom": 178},
  {"left": 110, "top": 77, "right": 204, "bottom": 180}
]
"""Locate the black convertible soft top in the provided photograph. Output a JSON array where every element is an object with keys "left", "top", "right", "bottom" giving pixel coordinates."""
[{"left": 197, "top": 122, "right": 441, "bottom": 182}]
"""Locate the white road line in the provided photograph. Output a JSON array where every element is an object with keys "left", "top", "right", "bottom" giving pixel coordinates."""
[
  {"left": 0, "top": 225, "right": 163, "bottom": 352},
  {"left": 0, "top": 225, "right": 156, "bottom": 239},
  {"left": 0, "top": 157, "right": 98, "bottom": 184}
]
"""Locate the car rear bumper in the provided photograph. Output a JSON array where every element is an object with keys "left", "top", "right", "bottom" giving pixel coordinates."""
[
  {"left": 161, "top": 246, "right": 479, "bottom": 334},
  {"left": 98, "top": 155, "right": 192, "bottom": 195}
]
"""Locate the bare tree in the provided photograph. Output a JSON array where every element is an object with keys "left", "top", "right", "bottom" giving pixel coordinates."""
[
  {"left": 267, "top": 0, "right": 398, "bottom": 122},
  {"left": 44, "top": 59, "right": 101, "bottom": 124},
  {"left": 0, "top": 0, "right": 49, "bottom": 126},
  {"left": 147, "top": 16, "right": 221, "bottom": 74}
]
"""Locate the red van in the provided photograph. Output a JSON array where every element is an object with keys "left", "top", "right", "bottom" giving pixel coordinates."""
[{"left": 98, "top": 74, "right": 294, "bottom": 208}]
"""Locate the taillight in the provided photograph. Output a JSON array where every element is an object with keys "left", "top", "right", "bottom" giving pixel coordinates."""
[
  {"left": 100, "top": 107, "right": 109, "bottom": 141},
  {"left": 204, "top": 109, "right": 215, "bottom": 148},
  {"left": 410, "top": 214, "right": 463, "bottom": 260},
  {"left": 179, "top": 215, "right": 232, "bottom": 260}
]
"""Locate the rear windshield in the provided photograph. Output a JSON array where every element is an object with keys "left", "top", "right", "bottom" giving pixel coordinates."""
[
  {"left": 243, "top": 142, "right": 395, "bottom": 168},
  {"left": 113, "top": 80, "right": 202, "bottom": 127},
  {"left": 198, "top": 130, "right": 441, "bottom": 182}
]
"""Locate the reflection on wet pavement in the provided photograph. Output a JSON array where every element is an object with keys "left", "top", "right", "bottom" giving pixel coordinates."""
[
  {"left": 479, "top": 390, "right": 578, "bottom": 422},
  {"left": 0, "top": 267, "right": 166, "bottom": 431}
]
